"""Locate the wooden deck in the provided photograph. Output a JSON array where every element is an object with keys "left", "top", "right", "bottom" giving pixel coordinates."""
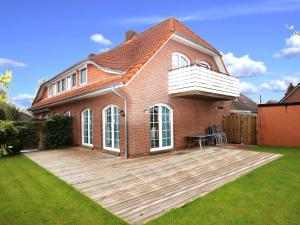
[{"left": 25, "top": 148, "right": 282, "bottom": 224}]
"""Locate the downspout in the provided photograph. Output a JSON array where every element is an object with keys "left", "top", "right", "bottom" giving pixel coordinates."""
[{"left": 111, "top": 85, "right": 128, "bottom": 159}]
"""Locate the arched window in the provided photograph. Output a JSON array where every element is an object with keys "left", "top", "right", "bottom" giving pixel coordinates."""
[
  {"left": 149, "top": 104, "right": 173, "bottom": 151},
  {"left": 103, "top": 105, "right": 120, "bottom": 151},
  {"left": 196, "top": 60, "right": 211, "bottom": 70},
  {"left": 171, "top": 52, "right": 190, "bottom": 69},
  {"left": 82, "top": 109, "right": 93, "bottom": 146},
  {"left": 64, "top": 111, "right": 71, "bottom": 117}
]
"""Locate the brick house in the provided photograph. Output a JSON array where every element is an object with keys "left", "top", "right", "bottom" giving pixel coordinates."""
[{"left": 30, "top": 18, "right": 240, "bottom": 157}]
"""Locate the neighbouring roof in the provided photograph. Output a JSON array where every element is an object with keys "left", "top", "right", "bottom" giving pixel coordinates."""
[
  {"left": 279, "top": 83, "right": 300, "bottom": 103},
  {"left": 31, "top": 17, "right": 224, "bottom": 110},
  {"left": 231, "top": 94, "right": 258, "bottom": 113}
]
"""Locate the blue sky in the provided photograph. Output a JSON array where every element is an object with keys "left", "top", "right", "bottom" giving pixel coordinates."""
[{"left": 1, "top": 0, "right": 300, "bottom": 108}]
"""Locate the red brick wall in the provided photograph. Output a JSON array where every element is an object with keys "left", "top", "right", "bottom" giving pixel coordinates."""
[
  {"left": 125, "top": 39, "right": 230, "bottom": 157},
  {"left": 39, "top": 93, "right": 126, "bottom": 156},
  {"left": 258, "top": 105, "right": 300, "bottom": 147},
  {"left": 281, "top": 87, "right": 300, "bottom": 103}
]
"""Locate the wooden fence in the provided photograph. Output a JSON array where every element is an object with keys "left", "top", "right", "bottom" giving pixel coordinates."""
[{"left": 223, "top": 115, "right": 257, "bottom": 145}]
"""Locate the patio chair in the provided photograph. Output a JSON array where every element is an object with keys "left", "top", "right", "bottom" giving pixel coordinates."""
[{"left": 208, "top": 125, "right": 227, "bottom": 145}]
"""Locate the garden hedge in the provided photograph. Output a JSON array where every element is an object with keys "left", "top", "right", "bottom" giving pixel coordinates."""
[{"left": 43, "top": 115, "right": 73, "bottom": 148}]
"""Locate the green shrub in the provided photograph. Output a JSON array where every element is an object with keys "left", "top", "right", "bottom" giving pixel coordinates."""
[
  {"left": 44, "top": 115, "right": 72, "bottom": 148},
  {"left": 13, "top": 121, "right": 41, "bottom": 150},
  {"left": 0, "top": 121, "right": 20, "bottom": 154}
]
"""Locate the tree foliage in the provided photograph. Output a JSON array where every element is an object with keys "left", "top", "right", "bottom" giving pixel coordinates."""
[{"left": 0, "top": 70, "right": 12, "bottom": 102}]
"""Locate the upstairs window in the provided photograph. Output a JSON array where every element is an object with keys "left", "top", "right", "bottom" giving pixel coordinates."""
[
  {"left": 171, "top": 52, "right": 190, "bottom": 69},
  {"left": 57, "top": 80, "right": 61, "bottom": 93},
  {"left": 71, "top": 73, "right": 77, "bottom": 88},
  {"left": 80, "top": 68, "right": 87, "bottom": 85},
  {"left": 48, "top": 85, "right": 52, "bottom": 97},
  {"left": 61, "top": 78, "right": 66, "bottom": 92},
  {"left": 197, "top": 60, "right": 211, "bottom": 70}
]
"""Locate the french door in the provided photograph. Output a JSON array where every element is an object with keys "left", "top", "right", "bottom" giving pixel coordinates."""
[
  {"left": 149, "top": 104, "right": 173, "bottom": 151},
  {"left": 103, "top": 105, "right": 120, "bottom": 151}
]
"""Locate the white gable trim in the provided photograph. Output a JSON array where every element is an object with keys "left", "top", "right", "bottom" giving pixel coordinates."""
[{"left": 171, "top": 33, "right": 227, "bottom": 74}]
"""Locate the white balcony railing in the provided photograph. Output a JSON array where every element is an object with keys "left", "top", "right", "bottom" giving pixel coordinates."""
[{"left": 168, "top": 64, "right": 240, "bottom": 100}]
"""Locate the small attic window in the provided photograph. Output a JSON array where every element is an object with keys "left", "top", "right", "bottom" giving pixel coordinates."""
[{"left": 196, "top": 60, "right": 211, "bottom": 70}]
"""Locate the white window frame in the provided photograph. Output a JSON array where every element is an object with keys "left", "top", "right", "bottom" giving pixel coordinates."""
[
  {"left": 171, "top": 52, "right": 190, "bottom": 69},
  {"left": 81, "top": 108, "right": 93, "bottom": 147},
  {"left": 57, "top": 80, "right": 61, "bottom": 93},
  {"left": 48, "top": 85, "right": 52, "bottom": 97},
  {"left": 71, "top": 72, "right": 77, "bottom": 88},
  {"left": 79, "top": 66, "right": 88, "bottom": 86},
  {"left": 61, "top": 78, "right": 66, "bottom": 92},
  {"left": 64, "top": 111, "right": 71, "bottom": 117},
  {"left": 66, "top": 76, "right": 71, "bottom": 90},
  {"left": 149, "top": 103, "right": 174, "bottom": 152},
  {"left": 102, "top": 105, "right": 120, "bottom": 152}
]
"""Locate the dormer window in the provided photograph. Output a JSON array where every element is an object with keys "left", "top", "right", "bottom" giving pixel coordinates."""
[
  {"left": 57, "top": 80, "right": 61, "bottom": 93},
  {"left": 80, "top": 68, "right": 87, "bottom": 85},
  {"left": 197, "top": 60, "right": 211, "bottom": 70},
  {"left": 171, "top": 52, "right": 190, "bottom": 69},
  {"left": 48, "top": 85, "right": 52, "bottom": 97},
  {"left": 71, "top": 73, "right": 77, "bottom": 88},
  {"left": 61, "top": 78, "right": 66, "bottom": 92}
]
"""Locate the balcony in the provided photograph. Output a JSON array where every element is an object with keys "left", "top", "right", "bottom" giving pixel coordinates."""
[{"left": 168, "top": 64, "right": 240, "bottom": 100}]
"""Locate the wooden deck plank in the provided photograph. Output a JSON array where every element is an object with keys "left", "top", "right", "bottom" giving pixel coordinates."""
[{"left": 25, "top": 148, "right": 282, "bottom": 225}]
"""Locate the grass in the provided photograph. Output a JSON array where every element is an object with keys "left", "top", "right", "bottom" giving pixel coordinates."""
[
  {"left": 0, "top": 146, "right": 299, "bottom": 225},
  {"left": 147, "top": 146, "right": 300, "bottom": 225},
  {"left": 0, "top": 154, "right": 127, "bottom": 225}
]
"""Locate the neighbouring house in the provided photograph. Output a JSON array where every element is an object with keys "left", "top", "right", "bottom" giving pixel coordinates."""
[
  {"left": 30, "top": 18, "right": 240, "bottom": 157},
  {"left": 279, "top": 83, "right": 300, "bottom": 103},
  {"left": 230, "top": 94, "right": 257, "bottom": 115}
]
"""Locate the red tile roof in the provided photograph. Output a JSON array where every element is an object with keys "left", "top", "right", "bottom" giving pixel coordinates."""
[
  {"left": 31, "top": 17, "right": 222, "bottom": 110},
  {"left": 90, "top": 17, "right": 220, "bottom": 83}
]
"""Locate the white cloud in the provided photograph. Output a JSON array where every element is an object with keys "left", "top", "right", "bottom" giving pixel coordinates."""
[
  {"left": 240, "top": 81, "right": 259, "bottom": 94},
  {"left": 260, "top": 80, "right": 289, "bottom": 92},
  {"left": 222, "top": 52, "right": 267, "bottom": 77},
  {"left": 122, "top": 0, "right": 300, "bottom": 24},
  {"left": 240, "top": 74, "right": 300, "bottom": 94},
  {"left": 11, "top": 93, "right": 34, "bottom": 109},
  {"left": 90, "top": 34, "right": 113, "bottom": 45},
  {"left": 0, "top": 58, "right": 27, "bottom": 68},
  {"left": 99, "top": 48, "right": 110, "bottom": 53},
  {"left": 275, "top": 34, "right": 300, "bottom": 58}
]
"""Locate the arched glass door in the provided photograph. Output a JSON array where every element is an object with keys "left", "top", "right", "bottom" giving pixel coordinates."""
[
  {"left": 150, "top": 104, "right": 173, "bottom": 151},
  {"left": 103, "top": 105, "right": 120, "bottom": 151}
]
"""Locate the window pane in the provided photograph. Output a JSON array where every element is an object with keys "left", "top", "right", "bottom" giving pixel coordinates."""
[
  {"left": 80, "top": 68, "right": 87, "bottom": 84},
  {"left": 150, "top": 106, "right": 160, "bottom": 149},
  {"left": 57, "top": 81, "right": 61, "bottom": 93},
  {"left": 61, "top": 79, "right": 66, "bottom": 91},
  {"left": 172, "top": 54, "right": 179, "bottom": 69},
  {"left": 72, "top": 73, "right": 77, "bottom": 87},
  {"left": 180, "top": 56, "right": 188, "bottom": 67}
]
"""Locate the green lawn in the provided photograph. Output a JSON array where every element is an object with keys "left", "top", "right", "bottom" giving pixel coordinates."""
[
  {"left": 0, "top": 146, "right": 299, "bottom": 225},
  {"left": 147, "top": 146, "right": 300, "bottom": 225}
]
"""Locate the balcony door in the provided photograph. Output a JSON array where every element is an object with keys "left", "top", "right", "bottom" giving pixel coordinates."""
[{"left": 103, "top": 105, "right": 120, "bottom": 151}]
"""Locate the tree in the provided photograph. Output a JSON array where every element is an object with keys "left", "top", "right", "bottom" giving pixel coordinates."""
[{"left": 0, "top": 70, "right": 12, "bottom": 102}]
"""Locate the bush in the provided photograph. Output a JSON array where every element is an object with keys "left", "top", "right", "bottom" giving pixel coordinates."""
[
  {"left": 13, "top": 121, "right": 41, "bottom": 150},
  {"left": 0, "top": 121, "right": 20, "bottom": 154},
  {"left": 44, "top": 115, "right": 72, "bottom": 148}
]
